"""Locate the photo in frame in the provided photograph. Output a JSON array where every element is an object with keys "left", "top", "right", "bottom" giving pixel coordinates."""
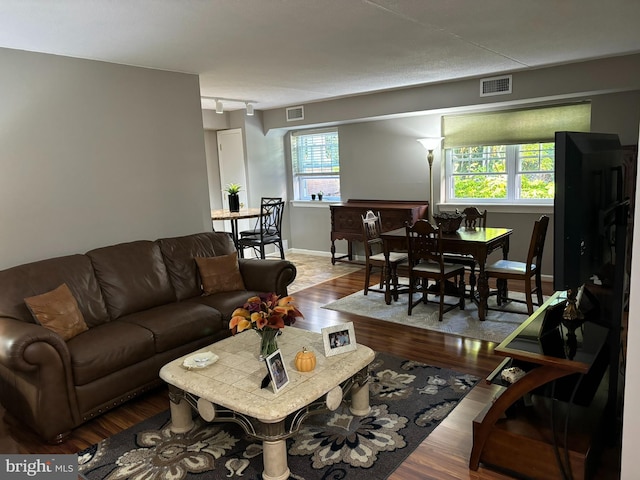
[
  {"left": 322, "top": 322, "right": 357, "bottom": 357},
  {"left": 265, "top": 349, "right": 290, "bottom": 393}
]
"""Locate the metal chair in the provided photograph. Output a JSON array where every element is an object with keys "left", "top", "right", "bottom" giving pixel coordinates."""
[
  {"left": 485, "top": 215, "right": 549, "bottom": 314},
  {"left": 361, "top": 210, "right": 408, "bottom": 298},
  {"left": 406, "top": 219, "right": 466, "bottom": 320},
  {"left": 237, "top": 199, "right": 285, "bottom": 259},
  {"left": 442, "top": 207, "right": 488, "bottom": 299}
]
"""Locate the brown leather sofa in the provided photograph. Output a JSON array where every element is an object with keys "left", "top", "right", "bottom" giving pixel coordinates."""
[{"left": 0, "top": 232, "right": 296, "bottom": 443}]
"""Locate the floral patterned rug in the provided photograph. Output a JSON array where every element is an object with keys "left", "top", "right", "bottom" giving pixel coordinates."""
[{"left": 78, "top": 352, "right": 478, "bottom": 480}]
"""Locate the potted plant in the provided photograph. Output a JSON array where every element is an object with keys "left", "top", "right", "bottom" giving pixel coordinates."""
[
  {"left": 317, "top": 191, "right": 324, "bottom": 201},
  {"left": 311, "top": 193, "right": 316, "bottom": 200},
  {"left": 224, "top": 183, "right": 242, "bottom": 212}
]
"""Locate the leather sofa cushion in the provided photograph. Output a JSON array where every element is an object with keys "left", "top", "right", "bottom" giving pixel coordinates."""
[
  {"left": 189, "top": 289, "right": 262, "bottom": 324},
  {"left": 87, "top": 241, "right": 175, "bottom": 319},
  {"left": 0, "top": 254, "right": 110, "bottom": 327},
  {"left": 67, "top": 321, "right": 156, "bottom": 386},
  {"left": 118, "top": 302, "right": 223, "bottom": 353},
  {"left": 158, "top": 232, "right": 236, "bottom": 301}
]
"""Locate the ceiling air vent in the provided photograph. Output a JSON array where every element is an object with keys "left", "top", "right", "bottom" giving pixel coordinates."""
[
  {"left": 286, "top": 106, "right": 304, "bottom": 122},
  {"left": 480, "top": 75, "right": 512, "bottom": 97}
]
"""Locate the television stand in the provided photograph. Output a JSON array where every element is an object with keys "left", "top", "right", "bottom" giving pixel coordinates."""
[{"left": 470, "top": 291, "right": 611, "bottom": 479}]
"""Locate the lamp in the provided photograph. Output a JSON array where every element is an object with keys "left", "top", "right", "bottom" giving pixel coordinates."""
[
  {"left": 246, "top": 102, "right": 254, "bottom": 116},
  {"left": 417, "top": 137, "right": 443, "bottom": 222},
  {"left": 215, "top": 100, "right": 224, "bottom": 114}
]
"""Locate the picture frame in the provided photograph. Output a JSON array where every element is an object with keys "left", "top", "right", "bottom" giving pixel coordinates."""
[
  {"left": 322, "top": 322, "right": 357, "bottom": 357},
  {"left": 265, "top": 349, "right": 290, "bottom": 393}
]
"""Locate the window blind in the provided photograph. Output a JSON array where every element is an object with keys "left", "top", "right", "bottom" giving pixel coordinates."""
[{"left": 442, "top": 103, "right": 591, "bottom": 148}]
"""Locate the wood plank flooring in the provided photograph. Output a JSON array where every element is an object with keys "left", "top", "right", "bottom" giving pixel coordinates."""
[{"left": 1, "top": 268, "right": 621, "bottom": 479}]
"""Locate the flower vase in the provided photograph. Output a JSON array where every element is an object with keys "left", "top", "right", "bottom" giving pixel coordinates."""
[
  {"left": 228, "top": 193, "right": 240, "bottom": 212},
  {"left": 259, "top": 328, "right": 279, "bottom": 360}
]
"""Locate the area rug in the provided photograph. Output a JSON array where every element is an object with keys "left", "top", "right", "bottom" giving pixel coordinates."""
[
  {"left": 322, "top": 289, "right": 540, "bottom": 343},
  {"left": 78, "top": 352, "right": 478, "bottom": 480}
]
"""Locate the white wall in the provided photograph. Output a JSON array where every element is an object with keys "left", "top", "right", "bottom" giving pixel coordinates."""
[{"left": 0, "top": 48, "right": 211, "bottom": 269}]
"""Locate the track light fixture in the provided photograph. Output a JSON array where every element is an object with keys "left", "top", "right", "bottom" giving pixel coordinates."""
[{"left": 202, "top": 96, "right": 257, "bottom": 116}]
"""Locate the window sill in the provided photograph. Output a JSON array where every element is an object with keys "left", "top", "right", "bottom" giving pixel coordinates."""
[
  {"left": 438, "top": 202, "right": 554, "bottom": 215},
  {"left": 290, "top": 200, "right": 339, "bottom": 208}
]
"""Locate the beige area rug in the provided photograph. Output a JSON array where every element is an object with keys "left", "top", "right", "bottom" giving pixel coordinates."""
[
  {"left": 282, "top": 252, "right": 363, "bottom": 294},
  {"left": 323, "top": 288, "right": 541, "bottom": 344}
]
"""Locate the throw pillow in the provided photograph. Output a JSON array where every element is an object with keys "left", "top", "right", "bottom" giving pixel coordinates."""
[
  {"left": 195, "top": 252, "right": 246, "bottom": 295},
  {"left": 24, "top": 283, "right": 89, "bottom": 341}
]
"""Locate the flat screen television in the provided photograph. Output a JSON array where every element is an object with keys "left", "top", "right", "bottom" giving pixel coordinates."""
[{"left": 553, "top": 131, "right": 625, "bottom": 292}]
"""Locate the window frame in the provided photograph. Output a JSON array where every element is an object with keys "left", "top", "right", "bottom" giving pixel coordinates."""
[
  {"left": 444, "top": 142, "right": 555, "bottom": 206},
  {"left": 290, "top": 128, "right": 341, "bottom": 202}
]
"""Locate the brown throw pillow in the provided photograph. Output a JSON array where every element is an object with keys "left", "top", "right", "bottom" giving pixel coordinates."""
[
  {"left": 24, "top": 284, "right": 88, "bottom": 341},
  {"left": 195, "top": 252, "right": 246, "bottom": 295}
]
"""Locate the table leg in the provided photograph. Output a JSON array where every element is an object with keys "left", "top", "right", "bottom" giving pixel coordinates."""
[
  {"left": 167, "top": 386, "right": 194, "bottom": 433},
  {"left": 231, "top": 219, "right": 241, "bottom": 254},
  {"left": 259, "top": 419, "right": 290, "bottom": 480},
  {"left": 477, "top": 268, "right": 489, "bottom": 321},
  {"left": 350, "top": 367, "right": 371, "bottom": 416}
]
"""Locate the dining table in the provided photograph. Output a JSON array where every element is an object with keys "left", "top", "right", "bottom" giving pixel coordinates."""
[
  {"left": 211, "top": 208, "right": 262, "bottom": 250},
  {"left": 380, "top": 226, "right": 513, "bottom": 321}
]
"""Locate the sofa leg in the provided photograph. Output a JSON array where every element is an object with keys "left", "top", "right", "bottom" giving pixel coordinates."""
[{"left": 48, "top": 431, "right": 71, "bottom": 445}]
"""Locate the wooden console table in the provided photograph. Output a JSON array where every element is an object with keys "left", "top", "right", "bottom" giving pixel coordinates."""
[
  {"left": 470, "top": 291, "right": 611, "bottom": 479},
  {"left": 329, "top": 199, "right": 428, "bottom": 264}
]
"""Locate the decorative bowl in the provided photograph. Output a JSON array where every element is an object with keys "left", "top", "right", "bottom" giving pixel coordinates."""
[{"left": 433, "top": 212, "right": 463, "bottom": 233}]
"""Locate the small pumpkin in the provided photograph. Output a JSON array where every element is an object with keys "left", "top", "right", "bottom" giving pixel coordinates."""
[{"left": 294, "top": 347, "right": 317, "bottom": 372}]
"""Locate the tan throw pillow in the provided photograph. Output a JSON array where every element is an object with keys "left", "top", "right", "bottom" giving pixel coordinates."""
[
  {"left": 195, "top": 252, "right": 246, "bottom": 295},
  {"left": 24, "top": 283, "right": 88, "bottom": 341}
]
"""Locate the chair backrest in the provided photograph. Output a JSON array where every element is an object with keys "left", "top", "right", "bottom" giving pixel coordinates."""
[
  {"left": 361, "top": 210, "right": 383, "bottom": 258},
  {"left": 525, "top": 215, "right": 550, "bottom": 272},
  {"left": 259, "top": 199, "right": 285, "bottom": 236},
  {"left": 406, "top": 219, "right": 444, "bottom": 269},
  {"left": 462, "top": 207, "right": 488, "bottom": 229}
]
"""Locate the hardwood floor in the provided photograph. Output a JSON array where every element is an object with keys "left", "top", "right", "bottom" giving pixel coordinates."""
[{"left": 1, "top": 269, "right": 621, "bottom": 479}]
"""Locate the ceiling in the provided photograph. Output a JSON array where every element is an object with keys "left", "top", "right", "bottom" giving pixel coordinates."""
[{"left": 1, "top": 1, "right": 639, "bottom": 112}]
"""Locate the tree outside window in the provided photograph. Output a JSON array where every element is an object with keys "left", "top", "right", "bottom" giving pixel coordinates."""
[{"left": 446, "top": 142, "right": 554, "bottom": 203}]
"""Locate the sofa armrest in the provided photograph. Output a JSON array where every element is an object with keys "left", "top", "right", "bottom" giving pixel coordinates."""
[
  {"left": 238, "top": 259, "right": 297, "bottom": 297},
  {"left": 0, "top": 317, "right": 72, "bottom": 371},
  {"left": 0, "top": 317, "right": 79, "bottom": 441}
]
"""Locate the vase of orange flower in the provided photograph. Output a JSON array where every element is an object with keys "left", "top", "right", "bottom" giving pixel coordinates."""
[{"left": 229, "top": 292, "right": 304, "bottom": 360}]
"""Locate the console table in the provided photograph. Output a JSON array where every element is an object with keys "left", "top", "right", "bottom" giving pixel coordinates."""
[
  {"left": 329, "top": 199, "right": 428, "bottom": 264},
  {"left": 470, "top": 291, "right": 610, "bottom": 479}
]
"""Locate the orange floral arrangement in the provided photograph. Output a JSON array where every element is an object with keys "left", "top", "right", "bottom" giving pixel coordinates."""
[{"left": 229, "top": 292, "right": 303, "bottom": 334}]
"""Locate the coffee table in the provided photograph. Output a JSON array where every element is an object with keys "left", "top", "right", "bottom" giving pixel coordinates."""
[{"left": 159, "top": 326, "right": 375, "bottom": 480}]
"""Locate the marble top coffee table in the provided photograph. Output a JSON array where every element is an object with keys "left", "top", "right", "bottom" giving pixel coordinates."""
[{"left": 159, "top": 326, "right": 375, "bottom": 480}]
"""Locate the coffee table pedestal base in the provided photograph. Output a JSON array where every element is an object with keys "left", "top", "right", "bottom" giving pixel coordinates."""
[{"left": 262, "top": 438, "right": 290, "bottom": 480}]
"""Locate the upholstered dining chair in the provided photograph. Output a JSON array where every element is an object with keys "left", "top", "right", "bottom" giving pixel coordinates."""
[
  {"left": 361, "top": 210, "right": 408, "bottom": 298},
  {"left": 405, "top": 219, "right": 466, "bottom": 321},
  {"left": 442, "top": 206, "right": 488, "bottom": 299},
  {"left": 238, "top": 198, "right": 285, "bottom": 259},
  {"left": 485, "top": 215, "right": 549, "bottom": 315}
]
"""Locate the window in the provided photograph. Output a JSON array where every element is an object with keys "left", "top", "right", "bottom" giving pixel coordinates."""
[
  {"left": 291, "top": 129, "right": 340, "bottom": 201},
  {"left": 446, "top": 142, "right": 555, "bottom": 203},
  {"left": 442, "top": 103, "right": 591, "bottom": 205}
]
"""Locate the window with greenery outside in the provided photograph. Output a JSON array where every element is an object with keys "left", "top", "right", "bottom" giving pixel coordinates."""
[
  {"left": 291, "top": 129, "right": 341, "bottom": 201},
  {"left": 446, "top": 142, "right": 554, "bottom": 203}
]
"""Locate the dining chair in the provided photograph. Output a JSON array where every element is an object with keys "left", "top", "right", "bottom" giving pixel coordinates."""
[
  {"left": 239, "top": 197, "right": 282, "bottom": 237},
  {"left": 442, "top": 207, "right": 488, "bottom": 299},
  {"left": 237, "top": 198, "right": 285, "bottom": 259},
  {"left": 405, "top": 219, "right": 466, "bottom": 320},
  {"left": 485, "top": 215, "right": 549, "bottom": 315},
  {"left": 361, "top": 210, "right": 408, "bottom": 298}
]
